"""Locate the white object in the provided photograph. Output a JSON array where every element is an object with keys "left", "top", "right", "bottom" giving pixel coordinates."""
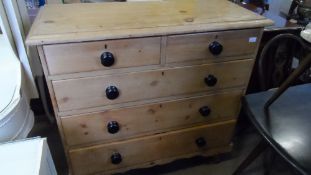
[
  {"left": 0, "top": 138, "right": 57, "bottom": 175},
  {"left": 0, "top": 0, "right": 39, "bottom": 100},
  {"left": 0, "top": 34, "right": 34, "bottom": 141},
  {"left": 0, "top": 35, "right": 20, "bottom": 115},
  {"left": 248, "top": 37, "right": 257, "bottom": 43},
  {"left": 301, "top": 23, "right": 311, "bottom": 43}
]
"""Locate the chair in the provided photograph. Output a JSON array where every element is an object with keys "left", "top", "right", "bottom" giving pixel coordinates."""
[
  {"left": 233, "top": 33, "right": 311, "bottom": 175},
  {"left": 287, "top": 0, "right": 311, "bottom": 25}
]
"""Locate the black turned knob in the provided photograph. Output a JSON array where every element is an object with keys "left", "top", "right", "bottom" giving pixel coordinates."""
[
  {"left": 199, "top": 106, "right": 211, "bottom": 117},
  {"left": 107, "top": 121, "right": 120, "bottom": 134},
  {"left": 209, "top": 41, "right": 223, "bottom": 55},
  {"left": 106, "top": 86, "right": 119, "bottom": 100},
  {"left": 100, "top": 52, "right": 115, "bottom": 67},
  {"left": 196, "top": 137, "right": 207, "bottom": 148},
  {"left": 111, "top": 152, "right": 122, "bottom": 164},
  {"left": 205, "top": 74, "right": 217, "bottom": 87}
]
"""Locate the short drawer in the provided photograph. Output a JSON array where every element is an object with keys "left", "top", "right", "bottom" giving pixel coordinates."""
[
  {"left": 43, "top": 37, "right": 161, "bottom": 75},
  {"left": 53, "top": 59, "right": 253, "bottom": 111},
  {"left": 61, "top": 89, "right": 242, "bottom": 146},
  {"left": 166, "top": 29, "right": 261, "bottom": 63},
  {"left": 69, "top": 120, "right": 235, "bottom": 175}
]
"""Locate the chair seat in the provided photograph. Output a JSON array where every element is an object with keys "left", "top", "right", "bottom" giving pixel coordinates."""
[{"left": 244, "top": 83, "right": 311, "bottom": 174}]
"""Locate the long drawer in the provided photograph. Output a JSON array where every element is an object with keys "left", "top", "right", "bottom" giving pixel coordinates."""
[
  {"left": 166, "top": 29, "right": 260, "bottom": 63},
  {"left": 53, "top": 59, "right": 253, "bottom": 111},
  {"left": 69, "top": 120, "right": 236, "bottom": 175},
  {"left": 43, "top": 37, "right": 161, "bottom": 75},
  {"left": 61, "top": 89, "right": 242, "bottom": 146}
]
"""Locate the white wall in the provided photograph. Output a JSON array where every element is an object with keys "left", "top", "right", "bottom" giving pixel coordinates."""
[{"left": 265, "top": 0, "right": 292, "bottom": 15}]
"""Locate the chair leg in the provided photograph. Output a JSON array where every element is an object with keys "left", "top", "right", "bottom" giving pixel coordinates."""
[
  {"left": 233, "top": 139, "right": 268, "bottom": 175},
  {"left": 263, "top": 147, "right": 276, "bottom": 175}
]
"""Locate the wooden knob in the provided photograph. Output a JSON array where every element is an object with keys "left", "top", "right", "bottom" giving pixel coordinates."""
[
  {"left": 111, "top": 152, "right": 122, "bottom": 164},
  {"left": 106, "top": 86, "right": 119, "bottom": 100},
  {"left": 196, "top": 137, "right": 207, "bottom": 148},
  {"left": 205, "top": 74, "right": 217, "bottom": 87},
  {"left": 107, "top": 121, "right": 120, "bottom": 134},
  {"left": 209, "top": 41, "right": 223, "bottom": 55},
  {"left": 199, "top": 106, "right": 211, "bottom": 117},
  {"left": 100, "top": 52, "right": 115, "bottom": 67}
]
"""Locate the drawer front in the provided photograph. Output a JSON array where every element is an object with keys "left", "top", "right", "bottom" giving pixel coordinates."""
[
  {"left": 62, "top": 90, "right": 242, "bottom": 146},
  {"left": 69, "top": 120, "right": 235, "bottom": 175},
  {"left": 166, "top": 29, "right": 260, "bottom": 63},
  {"left": 43, "top": 37, "right": 161, "bottom": 75},
  {"left": 53, "top": 59, "right": 253, "bottom": 111}
]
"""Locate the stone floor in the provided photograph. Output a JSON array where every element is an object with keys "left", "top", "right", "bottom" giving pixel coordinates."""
[{"left": 29, "top": 118, "right": 299, "bottom": 175}]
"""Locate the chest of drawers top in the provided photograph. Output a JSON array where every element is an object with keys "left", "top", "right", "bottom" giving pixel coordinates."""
[{"left": 26, "top": 0, "right": 272, "bottom": 46}]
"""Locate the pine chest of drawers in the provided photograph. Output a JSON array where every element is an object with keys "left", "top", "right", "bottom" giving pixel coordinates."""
[{"left": 26, "top": 0, "right": 272, "bottom": 174}]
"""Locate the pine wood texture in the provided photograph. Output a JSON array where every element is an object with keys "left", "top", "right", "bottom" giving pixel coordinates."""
[
  {"left": 25, "top": 1, "right": 273, "bottom": 174},
  {"left": 43, "top": 37, "right": 161, "bottom": 75},
  {"left": 63, "top": 0, "right": 81, "bottom": 3},
  {"left": 89, "top": 145, "right": 233, "bottom": 175},
  {"left": 61, "top": 89, "right": 242, "bottom": 146},
  {"left": 53, "top": 59, "right": 253, "bottom": 111},
  {"left": 69, "top": 120, "right": 236, "bottom": 175},
  {"left": 166, "top": 28, "right": 260, "bottom": 63},
  {"left": 45, "top": 0, "right": 63, "bottom": 4},
  {"left": 26, "top": 0, "right": 273, "bottom": 45}
]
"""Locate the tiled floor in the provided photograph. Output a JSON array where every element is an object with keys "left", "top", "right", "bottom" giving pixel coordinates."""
[{"left": 29, "top": 117, "right": 299, "bottom": 175}]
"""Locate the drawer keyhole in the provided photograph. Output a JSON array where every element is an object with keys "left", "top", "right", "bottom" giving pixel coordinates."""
[
  {"left": 209, "top": 41, "right": 223, "bottom": 56},
  {"left": 101, "top": 52, "right": 115, "bottom": 67},
  {"left": 205, "top": 74, "right": 217, "bottom": 87},
  {"left": 199, "top": 106, "right": 211, "bottom": 117},
  {"left": 111, "top": 152, "right": 122, "bottom": 164},
  {"left": 106, "top": 86, "right": 119, "bottom": 100},
  {"left": 107, "top": 121, "right": 120, "bottom": 134}
]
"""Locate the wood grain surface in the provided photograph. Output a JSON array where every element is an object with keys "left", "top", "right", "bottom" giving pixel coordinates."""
[
  {"left": 26, "top": 0, "right": 272, "bottom": 45},
  {"left": 43, "top": 37, "right": 161, "bottom": 75},
  {"left": 53, "top": 59, "right": 253, "bottom": 111},
  {"left": 61, "top": 89, "right": 242, "bottom": 146},
  {"left": 166, "top": 28, "right": 261, "bottom": 63},
  {"left": 69, "top": 120, "right": 236, "bottom": 175}
]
